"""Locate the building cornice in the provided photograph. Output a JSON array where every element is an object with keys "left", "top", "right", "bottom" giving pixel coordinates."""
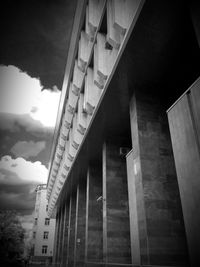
[{"left": 47, "top": 0, "right": 146, "bottom": 217}]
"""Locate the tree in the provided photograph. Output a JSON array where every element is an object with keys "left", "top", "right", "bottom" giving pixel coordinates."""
[{"left": 0, "top": 210, "right": 25, "bottom": 266}]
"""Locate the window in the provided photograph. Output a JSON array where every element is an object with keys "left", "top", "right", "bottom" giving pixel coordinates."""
[
  {"left": 45, "top": 218, "right": 50, "bottom": 225},
  {"left": 31, "top": 244, "right": 35, "bottom": 255},
  {"left": 33, "top": 232, "right": 36, "bottom": 238},
  {"left": 42, "top": 245, "right": 48, "bottom": 254},
  {"left": 46, "top": 205, "right": 48, "bottom": 212},
  {"left": 43, "top": 231, "right": 49, "bottom": 239},
  {"left": 34, "top": 218, "right": 38, "bottom": 225}
]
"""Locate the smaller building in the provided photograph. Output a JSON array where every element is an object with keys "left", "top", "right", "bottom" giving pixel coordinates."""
[{"left": 30, "top": 184, "right": 56, "bottom": 265}]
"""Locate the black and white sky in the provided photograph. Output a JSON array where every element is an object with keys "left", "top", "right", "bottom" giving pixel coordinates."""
[{"left": 0, "top": 0, "right": 77, "bottom": 235}]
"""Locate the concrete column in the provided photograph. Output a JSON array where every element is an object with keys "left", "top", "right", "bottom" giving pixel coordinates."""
[
  {"left": 85, "top": 165, "right": 103, "bottom": 263},
  {"left": 73, "top": 186, "right": 80, "bottom": 267},
  {"left": 168, "top": 78, "right": 200, "bottom": 266},
  {"left": 55, "top": 210, "right": 61, "bottom": 266},
  {"left": 103, "top": 142, "right": 131, "bottom": 264},
  {"left": 75, "top": 180, "right": 87, "bottom": 266},
  {"left": 129, "top": 93, "right": 189, "bottom": 266},
  {"left": 52, "top": 212, "right": 59, "bottom": 265},
  {"left": 60, "top": 206, "right": 66, "bottom": 267},
  {"left": 60, "top": 202, "right": 70, "bottom": 267},
  {"left": 66, "top": 197, "right": 72, "bottom": 266},
  {"left": 58, "top": 205, "right": 65, "bottom": 266},
  {"left": 68, "top": 191, "right": 77, "bottom": 266},
  {"left": 126, "top": 150, "right": 141, "bottom": 265}
]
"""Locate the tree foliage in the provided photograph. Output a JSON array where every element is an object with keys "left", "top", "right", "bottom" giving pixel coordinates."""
[{"left": 0, "top": 210, "right": 25, "bottom": 266}]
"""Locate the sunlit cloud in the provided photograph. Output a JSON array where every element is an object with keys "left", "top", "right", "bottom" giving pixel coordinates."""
[
  {"left": 0, "top": 65, "right": 60, "bottom": 127},
  {"left": 0, "top": 155, "right": 48, "bottom": 184},
  {"left": 30, "top": 88, "right": 61, "bottom": 128}
]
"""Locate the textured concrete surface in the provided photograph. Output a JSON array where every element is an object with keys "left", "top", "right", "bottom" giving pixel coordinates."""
[
  {"left": 130, "top": 93, "right": 189, "bottom": 266},
  {"left": 104, "top": 143, "right": 131, "bottom": 264}
]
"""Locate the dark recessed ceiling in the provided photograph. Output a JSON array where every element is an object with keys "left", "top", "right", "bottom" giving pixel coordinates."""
[{"left": 123, "top": 0, "right": 200, "bottom": 107}]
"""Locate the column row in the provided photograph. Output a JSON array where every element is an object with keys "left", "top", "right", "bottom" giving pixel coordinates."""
[
  {"left": 53, "top": 141, "right": 132, "bottom": 267},
  {"left": 53, "top": 91, "right": 189, "bottom": 267}
]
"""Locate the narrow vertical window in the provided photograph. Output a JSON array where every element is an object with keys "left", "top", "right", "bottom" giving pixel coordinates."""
[
  {"left": 42, "top": 245, "right": 48, "bottom": 254},
  {"left": 45, "top": 218, "right": 50, "bottom": 225},
  {"left": 43, "top": 231, "right": 49, "bottom": 239}
]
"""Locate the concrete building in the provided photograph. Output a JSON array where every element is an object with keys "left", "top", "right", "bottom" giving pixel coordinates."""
[
  {"left": 31, "top": 184, "right": 56, "bottom": 264},
  {"left": 46, "top": 1, "right": 200, "bottom": 266}
]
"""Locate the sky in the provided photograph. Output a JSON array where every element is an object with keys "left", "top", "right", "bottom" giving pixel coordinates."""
[
  {"left": 0, "top": 0, "right": 77, "bottom": 244},
  {"left": 0, "top": 64, "right": 61, "bottom": 238}
]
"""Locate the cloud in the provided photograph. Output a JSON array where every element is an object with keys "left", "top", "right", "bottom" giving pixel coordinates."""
[
  {"left": 11, "top": 140, "right": 46, "bottom": 159},
  {"left": 0, "top": 65, "right": 41, "bottom": 114},
  {"left": 19, "top": 214, "right": 34, "bottom": 230},
  {"left": 0, "top": 113, "right": 55, "bottom": 139},
  {"left": 0, "top": 113, "right": 43, "bottom": 132},
  {"left": 0, "top": 155, "right": 48, "bottom": 184},
  {"left": 0, "top": 169, "right": 22, "bottom": 185},
  {"left": 0, "top": 65, "right": 60, "bottom": 127},
  {"left": 30, "top": 86, "right": 61, "bottom": 128},
  {"left": 0, "top": 156, "right": 48, "bottom": 215},
  {"left": 0, "top": 184, "right": 37, "bottom": 215},
  {"left": 0, "top": 123, "right": 54, "bottom": 167}
]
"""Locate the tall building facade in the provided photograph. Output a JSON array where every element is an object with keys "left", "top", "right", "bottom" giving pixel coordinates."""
[
  {"left": 31, "top": 184, "right": 56, "bottom": 264},
  {"left": 46, "top": 1, "right": 200, "bottom": 266}
]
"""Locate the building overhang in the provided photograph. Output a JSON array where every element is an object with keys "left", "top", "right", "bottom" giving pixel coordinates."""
[
  {"left": 46, "top": 0, "right": 146, "bottom": 217},
  {"left": 47, "top": 0, "right": 200, "bottom": 217}
]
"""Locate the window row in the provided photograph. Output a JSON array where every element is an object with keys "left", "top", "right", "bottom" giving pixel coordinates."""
[
  {"left": 32, "top": 231, "right": 49, "bottom": 239},
  {"left": 34, "top": 217, "right": 50, "bottom": 225}
]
